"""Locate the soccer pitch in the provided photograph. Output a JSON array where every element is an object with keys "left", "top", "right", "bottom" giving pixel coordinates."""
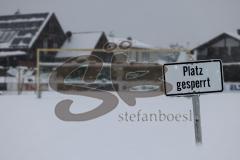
[{"left": 0, "top": 92, "right": 239, "bottom": 160}]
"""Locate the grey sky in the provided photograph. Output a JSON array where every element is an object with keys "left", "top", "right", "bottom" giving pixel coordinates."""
[{"left": 1, "top": 0, "right": 240, "bottom": 48}]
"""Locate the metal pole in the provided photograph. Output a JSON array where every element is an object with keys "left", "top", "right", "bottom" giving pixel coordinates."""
[
  {"left": 192, "top": 94, "right": 202, "bottom": 144},
  {"left": 17, "top": 67, "right": 21, "bottom": 95},
  {"left": 36, "top": 49, "right": 41, "bottom": 98},
  {"left": 186, "top": 51, "right": 203, "bottom": 144}
]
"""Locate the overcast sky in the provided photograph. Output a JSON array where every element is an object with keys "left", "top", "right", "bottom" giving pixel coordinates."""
[{"left": 1, "top": 0, "right": 240, "bottom": 48}]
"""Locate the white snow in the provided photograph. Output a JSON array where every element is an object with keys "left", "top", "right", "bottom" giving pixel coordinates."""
[
  {"left": 56, "top": 32, "right": 157, "bottom": 59},
  {"left": 0, "top": 30, "right": 18, "bottom": 48},
  {"left": 107, "top": 36, "right": 154, "bottom": 49},
  {"left": 223, "top": 62, "right": 240, "bottom": 65},
  {"left": 4, "top": 67, "right": 35, "bottom": 84},
  {"left": 225, "top": 31, "right": 240, "bottom": 40},
  {"left": 0, "top": 76, "right": 16, "bottom": 83},
  {"left": 0, "top": 50, "right": 26, "bottom": 57},
  {"left": 157, "top": 58, "right": 168, "bottom": 64},
  {"left": 0, "top": 76, "right": 6, "bottom": 83},
  {"left": 28, "top": 12, "right": 52, "bottom": 48},
  {"left": 0, "top": 14, "right": 49, "bottom": 49},
  {"left": 56, "top": 33, "right": 155, "bottom": 58},
  {"left": 192, "top": 31, "right": 240, "bottom": 50},
  {"left": 0, "top": 42, "right": 12, "bottom": 48},
  {"left": 176, "top": 51, "right": 189, "bottom": 62},
  {"left": 18, "top": 33, "right": 33, "bottom": 38},
  {"left": 0, "top": 91, "right": 239, "bottom": 160},
  {"left": 6, "top": 67, "right": 18, "bottom": 76},
  {"left": 18, "top": 40, "right": 30, "bottom": 46},
  {"left": 56, "top": 32, "right": 103, "bottom": 58},
  {"left": 0, "top": 17, "right": 46, "bottom": 23}
]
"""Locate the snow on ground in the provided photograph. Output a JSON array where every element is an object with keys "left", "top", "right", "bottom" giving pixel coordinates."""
[{"left": 0, "top": 91, "right": 239, "bottom": 160}]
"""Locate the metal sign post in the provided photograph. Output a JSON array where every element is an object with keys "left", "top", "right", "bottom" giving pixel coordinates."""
[
  {"left": 163, "top": 59, "right": 224, "bottom": 145},
  {"left": 192, "top": 94, "right": 202, "bottom": 144}
]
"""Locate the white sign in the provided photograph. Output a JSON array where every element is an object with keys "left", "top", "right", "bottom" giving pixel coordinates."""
[{"left": 163, "top": 60, "right": 224, "bottom": 96}]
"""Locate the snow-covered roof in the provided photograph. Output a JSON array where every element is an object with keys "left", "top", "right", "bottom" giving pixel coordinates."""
[
  {"left": 56, "top": 32, "right": 154, "bottom": 58},
  {"left": 0, "top": 12, "right": 52, "bottom": 49},
  {"left": 107, "top": 36, "right": 153, "bottom": 49},
  {"left": 225, "top": 31, "right": 240, "bottom": 41},
  {"left": 0, "top": 50, "right": 26, "bottom": 57},
  {"left": 56, "top": 32, "right": 104, "bottom": 58},
  {"left": 192, "top": 31, "right": 240, "bottom": 51}
]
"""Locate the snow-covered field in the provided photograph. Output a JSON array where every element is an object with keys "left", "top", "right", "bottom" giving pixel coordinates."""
[{"left": 0, "top": 91, "right": 239, "bottom": 160}]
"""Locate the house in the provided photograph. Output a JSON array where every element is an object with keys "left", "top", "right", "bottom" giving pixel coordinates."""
[
  {"left": 0, "top": 12, "right": 66, "bottom": 67},
  {"left": 61, "top": 32, "right": 189, "bottom": 64},
  {"left": 56, "top": 31, "right": 111, "bottom": 62},
  {"left": 107, "top": 36, "right": 187, "bottom": 64},
  {"left": 54, "top": 32, "right": 160, "bottom": 91},
  {"left": 191, "top": 30, "right": 240, "bottom": 82},
  {"left": 107, "top": 36, "right": 153, "bottom": 63},
  {"left": 191, "top": 31, "right": 240, "bottom": 62},
  {"left": 56, "top": 31, "right": 160, "bottom": 63}
]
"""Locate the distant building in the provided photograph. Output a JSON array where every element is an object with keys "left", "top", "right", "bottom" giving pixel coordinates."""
[
  {"left": 55, "top": 32, "right": 161, "bottom": 91},
  {"left": 191, "top": 31, "right": 240, "bottom": 82},
  {"left": 0, "top": 12, "right": 66, "bottom": 67},
  {"left": 56, "top": 31, "right": 111, "bottom": 62},
  {"left": 56, "top": 31, "right": 158, "bottom": 63},
  {"left": 107, "top": 37, "right": 187, "bottom": 64},
  {"left": 107, "top": 36, "right": 154, "bottom": 63}
]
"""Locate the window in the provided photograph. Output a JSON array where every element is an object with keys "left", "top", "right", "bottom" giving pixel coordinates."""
[
  {"left": 219, "top": 47, "right": 231, "bottom": 62},
  {"left": 136, "top": 51, "right": 140, "bottom": 62},
  {"left": 53, "top": 42, "right": 58, "bottom": 48},
  {"left": 231, "top": 47, "right": 240, "bottom": 61},
  {"left": 207, "top": 47, "right": 219, "bottom": 59},
  {"left": 142, "top": 52, "right": 150, "bottom": 62},
  {"left": 0, "top": 31, "right": 16, "bottom": 43},
  {"left": 127, "top": 51, "right": 135, "bottom": 62}
]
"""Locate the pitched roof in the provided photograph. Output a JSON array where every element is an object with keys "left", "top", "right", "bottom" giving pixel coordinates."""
[
  {"left": 56, "top": 31, "right": 104, "bottom": 58},
  {"left": 107, "top": 36, "right": 153, "bottom": 49},
  {"left": 56, "top": 32, "right": 154, "bottom": 58},
  {"left": 0, "top": 12, "right": 52, "bottom": 50},
  {"left": 192, "top": 32, "right": 240, "bottom": 51},
  {"left": 225, "top": 31, "right": 240, "bottom": 41}
]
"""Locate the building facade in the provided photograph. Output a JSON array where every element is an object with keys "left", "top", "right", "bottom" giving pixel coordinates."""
[
  {"left": 191, "top": 31, "right": 240, "bottom": 82},
  {"left": 0, "top": 12, "right": 66, "bottom": 67}
]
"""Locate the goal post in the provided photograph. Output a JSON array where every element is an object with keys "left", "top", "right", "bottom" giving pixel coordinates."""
[{"left": 36, "top": 47, "right": 191, "bottom": 98}]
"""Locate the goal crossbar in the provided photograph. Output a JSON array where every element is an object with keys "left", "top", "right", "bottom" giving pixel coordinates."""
[{"left": 36, "top": 48, "right": 191, "bottom": 98}]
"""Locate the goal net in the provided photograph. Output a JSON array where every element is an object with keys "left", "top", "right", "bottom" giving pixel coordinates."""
[{"left": 36, "top": 48, "right": 190, "bottom": 98}]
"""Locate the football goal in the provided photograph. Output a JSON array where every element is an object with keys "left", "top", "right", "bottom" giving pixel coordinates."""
[{"left": 36, "top": 47, "right": 190, "bottom": 98}]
